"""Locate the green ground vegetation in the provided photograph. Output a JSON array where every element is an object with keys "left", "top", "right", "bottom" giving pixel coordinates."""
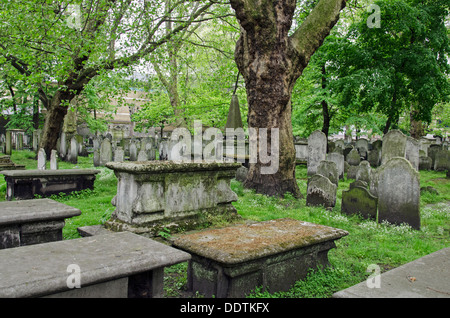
[{"left": 0, "top": 150, "right": 448, "bottom": 298}]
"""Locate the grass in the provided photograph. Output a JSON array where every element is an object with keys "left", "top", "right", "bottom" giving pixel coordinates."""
[{"left": 1, "top": 150, "right": 449, "bottom": 298}]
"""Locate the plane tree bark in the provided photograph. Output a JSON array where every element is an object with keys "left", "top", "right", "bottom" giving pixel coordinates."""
[{"left": 230, "top": 0, "right": 347, "bottom": 197}]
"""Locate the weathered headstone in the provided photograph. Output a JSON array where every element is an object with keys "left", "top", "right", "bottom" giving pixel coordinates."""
[
  {"left": 5, "top": 130, "right": 12, "bottom": 156},
  {"left": 355, "top": 161, "right": 371, "bottom": 184},
  {"left": 67, "top": 137, "right": 78, "bottom": 164},
  {"left": 317, "top": 160, "right": 339, "bottom": 186},
  {"left": 355, "top": 138, "right": 369, "bottom": 160},
  {"left": 129, "top": 141, "right": 137, "bottom": 161},
  {"left": 326, "top": 152, "right": 344, "bottom": 180},
  {"left": 114, "top": 147, "right": 124, "bottom": 162},
  {"left": 37, "top": 148, "right": 46, "bottom": 170},
  {"left": 99, "top": 138, "right": 112, "bottom": 166},
  {"left": 93, "top": 149, "right": 100, "bottom": 167},
  {"left": 381, "top": 129, "right": 406, "bottom": 165},
  {"left": 377, "top": 157, "right": 420, "bottom": 230},
  {"left": 349, "top": 180, "right": 368, "bottom": 189},
  {"left": 346, "top": 165, "right": 359, "bottom": 180},
  {"left": 341, "top": 186, "right": 378, "bottom": 219},
  {"left": 306, "top": 174, "right": 337, "bottom": 208},
  {"left": 346, "top": 149, "right": 360, "bottom": 166},
  {"left": 59, "top": 132, "right": 67, "bottom": 160},
  {"left": 434, "top": 149, "right": 450, "bottom": 172},
  {"left": 137, "top": 149, "right": 148, "bottom": 161},
  {"left": 427, "top": 144, "right": 441, "bottom": 170},
  {"left": 307, "top": 130, "right": 327, "bottom": 176},
  {"left": 50, "top": 150, "right": 58, "bottom": 170},
  {"left": 367, "top": 149, "right": 381, "bottom": 167},
  {"left": 405, "top": 136, "right": 419, "bottom": 171},
  {"left": 419, "top": 156, "right": 432, "bottom": 171},
  {"left": 235, "top": 165, "right": 248, "bottom": 182}
]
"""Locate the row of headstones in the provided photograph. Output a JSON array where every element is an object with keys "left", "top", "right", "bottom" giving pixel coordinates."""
[
  {"left": 37, "top": 148, "right": 58, "bottom": 170},
  {"left": 93, "top": 136, "right": 158, "bottom": 167},
  {"left": 305, "top": 129, "right": 449, "bottom": 230},
  {"left": 0, "top": 131, "right": 32, "bottom": 155}
]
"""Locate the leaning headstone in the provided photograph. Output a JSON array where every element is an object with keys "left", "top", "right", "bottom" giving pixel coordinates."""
[
  {"left": 355, "top": 161, "right": 371, "bottom": 184},
  {"left": 37, "top": 148, "right": 46, "bottom": 170},
  {"left": 50, "top": 149, "right": 58, "bottom": 170},
  {"left": 381, "top": 129, "right": 406, "bottom": 165},
  {"left": 377, "top": 157, "right": 420, "bottom": 230},
  {"left": 434, "top": 149, "right": 450, "bottom": 172},
  {"left": 405, "top": 137, "right": 419, "bottom": 171},
  {"left": 326, "top": 153, "right": 344, "bottom": 180},
  {"left": 307, "top": 130, "right": 327, "bottom": 176},
  {"left": 346, "top": 149, "right": 360, "bottom": 166},
  {"left": 306, "top": 174, "right": 337, "bottom": 208},
  {"left": 317, "top": 160, "right": 339, "bottom": 186},
  {"left": 99, "top": 138, "right": 112, "bottom": 166},
  {"left": 159, "top": 138, "right": 169, "bottom": 160},
  {"left": 341, "top": 185, "right": 378, "bottom": 219}
]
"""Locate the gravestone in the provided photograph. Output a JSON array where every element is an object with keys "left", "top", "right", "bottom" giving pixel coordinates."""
[
  {"left": 37, "top": 148, "right": 46, "bottom": 170},
  {"left": 137, "top": 149, "right": 148, "bottom": 161},
  {"left": 434, "top": 149, "right": 450, "bottom": 172},
  {"left": 306, "top": 174, "right": 337, "bottom": 208},
  {"left": 5, "top": 131, "right": 12, "bottom": 156},
  {"left": 99, "top": 138, "right": 112, "bottom": 166},
  {"left": 113, "top": 147, "right": 124, "bottom": 162},
  {"left": 93, "top": 149, "right": 100, "bottom": 167},
  {"left": 59, "top": 132, "right": 67, "bottom": 160},
  {"left": 159, "top": 139, "right": 169, "bottom": 160},
  {"left": 346, "top": 149, "right": 360, "bottom": 166},
  {"left": 349, "top": 180, "right": 368, "bottom": 189},
  {"left": 235, "top": 165, "right": 248, "bottom": 182},
  {"left": 367, "top": 149, "right": 381, "bottom": 167},
  {"left": 377, "top": 157, "right": 420, "bottom": 230},
  {"left": 326, "top": 153, "right": 344, "bottom": 180},
  {"left": 346, "top": 165, "right": 359, "bottom": 180},
  {"left": 355, "top": 138, "right": 369, "bottom": 160},
  {"left": 355, "top": 161, "right": 371, "bottom": 184},
  {"left": 405, "top": 137, "right": 419, "bottom": 171},
  {"left": 317, "top": 160, "right": 339, "bottom": 186},
  {"left": 341, "top": 186, "right": 378, "bottom": 219},
  {"left": 381, "top": 129, "right": 406, "bottom": 165},
  {"left": 427, "top": 145, "right": 441, "bottom": 170},
  {"left": 419, "top": 156, "right": 432, "bottom": 170},
  {"left": 50, "top": 150, "right": 58, "bottom": 170},
  {"left": 67, "top": 137, "right": 78, "bottom": 164},
  {"left": 307, "top": 130, "right": 327, "bottom": 176},
  {"left": 129, "top": 141, "right": 137, "bottom": 161}
]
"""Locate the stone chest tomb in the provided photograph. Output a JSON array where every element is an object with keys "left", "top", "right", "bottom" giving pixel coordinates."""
[
  {"left": 171, "top": 218, "right": 348, "bottom": 298},
  {"left": 105, "top": 161, "right": 242, "bottom": 236}
]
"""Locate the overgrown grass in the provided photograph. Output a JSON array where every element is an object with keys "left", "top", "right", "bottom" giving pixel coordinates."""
[{"left": 0, "top": 150, "right": 448, "bottom": 298}]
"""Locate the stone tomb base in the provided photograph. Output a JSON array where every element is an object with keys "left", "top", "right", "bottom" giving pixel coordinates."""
[{"left": 171, "top": 218, "right": 348, "bottom": 298}]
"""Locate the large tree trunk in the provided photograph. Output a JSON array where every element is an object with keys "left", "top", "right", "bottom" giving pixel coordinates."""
[
  {"left": 39, "top": 90, "right": 75, "bottom": 159},
  {"left": 230, "top": 0, "right": 346, "bottom": 197}
]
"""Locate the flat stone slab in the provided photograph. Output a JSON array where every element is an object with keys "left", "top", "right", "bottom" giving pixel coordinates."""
[
  {"left": 171, "top": 218, "right": 348, "bottom": 297},
  {"left": 0, "top": 231, "right": 191, "bottom": 298},
  {"left": 0, "top": 199, "right": 81, "bottom": 225},
  {"left": 1, "top": 169, "right": 100, "bottom": 200},
  {"left": 172, "top": 218, "right": 348, "bottom": 264},
  {"left": 0, "top": 199, "right": 82, "bottom": 248},
  {"left": 333, "top": 247, "right": 450, "bottom": 298}
]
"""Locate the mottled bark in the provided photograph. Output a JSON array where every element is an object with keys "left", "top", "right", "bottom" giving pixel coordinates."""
[{"left": 230, "top": 0, "right": 346, "bottom": 197}]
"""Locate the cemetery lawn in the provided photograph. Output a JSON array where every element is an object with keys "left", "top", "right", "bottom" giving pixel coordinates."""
[{"left": 1, "top": 150, "right": 449, "bottom": 298}]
